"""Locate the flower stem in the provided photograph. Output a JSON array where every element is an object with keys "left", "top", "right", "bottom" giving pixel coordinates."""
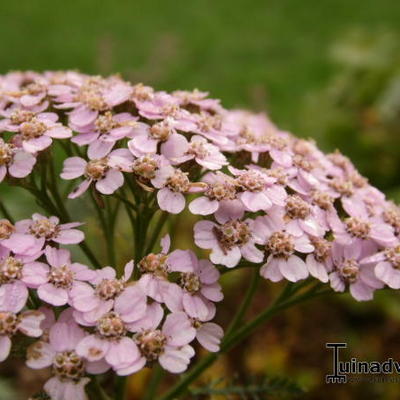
[
  {"left": 159, "top": 282, "right": 333, "bottom": 400},
  {"left": 143, "top": 364, "right": 164, "bottom": 400},
  {"left": 224, "top": 268, "right": 260, "bottom": 337},
  {"left": 115, "top": 376, "right": 127, "bottom": 400}
]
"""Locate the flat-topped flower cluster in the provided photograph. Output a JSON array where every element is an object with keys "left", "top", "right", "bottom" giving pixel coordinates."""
[{"left": 0, "top": 70, "right": 399, "bottom": 400}]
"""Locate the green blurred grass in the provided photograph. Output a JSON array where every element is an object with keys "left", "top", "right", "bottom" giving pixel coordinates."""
[{"left": 1, "top": 0, "right": 400, "bottom": 132}]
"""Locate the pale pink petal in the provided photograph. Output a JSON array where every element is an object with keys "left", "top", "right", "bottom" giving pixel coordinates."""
[
  {"left": 163, "top": 312, "right": 196, "bottom": 346},
  {"left": 157, "top": 188, "right": 185, "bottom": 214},
  {"left": 68, "top": 179, "right": 91, "bottom": 199},
  {"left": 76, "top": 335, "right": 109, "bottom": 361},
  {"left": 22, "top": 262, "right": 49, "bottom": 287},
  {"left": 61, "top": 157, "right": 87, "bottom": 179},
  {"left": 53, "top": 229, "right": 84, "bottom": 244},
  {"left": 95, "top": 169, "right": 124, "bottom": 195},
  {"left": 196, "top": 322, "right": 223, "bottom": 352},
  {"left": 0, "top": 336, "right": 11, "bottom": 362},
  {"left": 9, "top": 151, "right": 36, "bottom": 178},
  {"left": 26, "top": 341, "right": 55, "bottom": 369},
  {"left": 38, "top": 283, "right": 68, "bottom": 306},
  {"left": 189, "top": 197, "right": 219, "bottom": 215},
  {"left": 18, "top": 310, "right": 44, "bottom": 337},
  {"left": 159, "top": 345, "right": 193, "bottom": 373}
]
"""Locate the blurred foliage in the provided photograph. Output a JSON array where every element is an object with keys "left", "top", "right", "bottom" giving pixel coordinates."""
[
  {"left": 1, "top": 1, "right": 400, "bottom": 400},
  {"left": 189, "top": 376, "right": 305, "bottom": 399},
  {"left": 300, "top": 28, "right": 400, "bottom": 199}
]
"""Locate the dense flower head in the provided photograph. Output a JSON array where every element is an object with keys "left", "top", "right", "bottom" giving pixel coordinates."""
[{"left": 0, "top": 70, "right": 399, "bottom": 399}]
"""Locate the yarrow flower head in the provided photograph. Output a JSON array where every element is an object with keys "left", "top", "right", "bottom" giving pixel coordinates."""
[{"left": 0, "top": 70, "right": 399, "bottom": 399}]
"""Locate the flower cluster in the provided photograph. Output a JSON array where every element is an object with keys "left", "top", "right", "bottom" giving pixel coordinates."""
[
  {"left": 1, "top": 216, "right": 223, "bottom": 399},
  {"left": 1, "top": 71, "right": 399, "bottom": 399}
]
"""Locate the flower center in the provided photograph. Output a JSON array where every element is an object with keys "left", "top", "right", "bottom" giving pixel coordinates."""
[
  {"left": 179, "top": 272, "right": 201, "bottom": 294},
  {"left": 385, "top": 246, "right": 400, "bottom": 270},
  {"left": 97, "top": 312, "right": 126, "bottom": 339},
  {"left": 85, "top": 158, "right": 109, "bottom": 180},
  {"left": 77, "top": 80, "right": 107, "bottom": 111},
  {"left": 266, "top": 231, "right": 295, "bottom": 259},
  {"left": 310, "top": 237, "right": 331, "bottom": 262},
  {"left": 132, "top": 156, "right": 159, "bottom": 180},
  {"left": 95, "top": 112, "right": 118, "bottom": 134},
  {"left": 166, "top": 170, "right": 190, "bottom": 193},
  {"left": 206, "top": 181, "right": 236, "bottom": 201},
  {"left": 383, "top": 207, "right": 400, "bottom": 236},
  {"left": 188, "top": 140, "right": 210, "bottom": 159},
  {"left": 236, "top": 170, "right": 266, "bottom": 192},
  {"left": 214, "top": 220, "right": 251, "bottom": 252},
  {"left": 0, "top": 219, "right": 15, "bottom": 240},
  {"left": 53, "top": 350, "right": 85, "bottom": 381},
  {"left": 311, "top": 190, "right": 333, "bottom": 210},
  {"left": 0, "top": 312, "right": 19, "bottom": 336},
  {"left": 285, "top": 195, "right": 310, "bottom": 220},
  {"left": 345, "top": 217, "right": 371, "bottom": 239},
  {"left": 197, "top": 113, "right": 221, "bottom": 132},
  {"left": 265, "top": 168, "right": 287, "bottom": 186},
  {"left": 139, "top": 253, "right": 169, "bottom": 278},
  {"left": 0, "top": 142, "right": 13, "bottom": 166},
  {"left": 20, "top": 119, "right": 47, "bottom": 139},
  {"left": 339, "top": 259, "right": 359, "bottom": 283},
  {"left": 0, "top": 257, "right": 23, "bottom": 284},
  {"left": 95, "top": 279, "right": 125, "bottom": 300},
  {"left": 162, "top": 104, "right": 180, "bottom": 118},
  {"left": 29, "top": 218, "right": 59, "bottom": 239},
  {"left": 136, "top": 329, "right": 167, "bottom": 361},
  {"left": 329, "top": 178, "right": 354, "bottom": 197},
  {"left": 9, "top": 109, "right": 35, "bottom": 125},
  {"left": 293, "top": 154, "right": 314, "bottom": 172},
  {"left": 265, "top": 134, "right": 288, "bottom": 151},
  {"left": 327, "top": 150, "right": 352, "bottom": 170},
  {"left": 48, "top": 265, "right": 74, "bottom": 289},
  {"left": 132, "top": 83, "right": 154, "bottom": 101},
  {"left": 150, "top": 121, "right": 173, "bottom": 141}
]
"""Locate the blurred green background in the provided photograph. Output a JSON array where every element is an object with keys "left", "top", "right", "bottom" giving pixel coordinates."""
[{"left": 1, "top": 1, "right": 400, "bottom": 399}]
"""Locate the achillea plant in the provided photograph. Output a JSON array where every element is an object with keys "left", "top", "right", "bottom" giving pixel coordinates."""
[{"left": 0, "top": 71, "right": 399, "bottom": 400}]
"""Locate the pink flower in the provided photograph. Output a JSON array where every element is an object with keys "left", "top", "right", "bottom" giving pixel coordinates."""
[
  {"left": 131, "top": 312, "right": 196, "bottom": 374},
  {"left": 0, "top": 219, "right": 43, "bottom": 258},
  {"left": 3, "top": 111, "right": 72, "bottom": 153},
  {"left": 61, "top": 150, "right": 130, "bottom": 198},
  {"left": 194, "top": 219, "right": 263, "bottom": 268},
  {"left": 0, "top": 138, "right": 36, "bottom": 182},
  {"left": 128, "top": 118, "right": 189, "bottom": 160},
  {"left": 71, "top": 111, "right": 138, "bottom": 159},
  {"left": 0, "top": 283, "right": 44, "bottom": 362},
  {"left": 23, "top": 246, "right": 95, "bottom": 306},
  {"left": 151, "top": 165, "right": 205, "bottom": 214},
  {"left": 189, "top": 172, "right": 243, "bottom": 221},
  {"left": 170, "top": 250, "right": 223, "bottom": 321},
  {"left": 75, "top": 287, "right": 147, "bottom": 374},
  {"left": 70, "top": 262, "right": 136, "bottom": 322},
  {"left": 193, "top": 321, "right": 224, "bottom": 352},
  {"left": 252, "top": 214, "right": 314, "bottom": 282},
  {"left": 361, "top": 245, "right": 400, "bottom": 289},
  {"left": 329, "top": 243, "right": 383, "bottom": 301},
  {"left": 172, "top": 135, "right": 228, "bottom": 170},
  {"left": 15, "top": 213, "right": 85, "bottom": 247},
  {"left": 26, "top": 319, "right": 108, "bottom": 400},
  {"left": 330, "top": 208, "right": 397, "bottom": 249},
  {"left": 230, "top": 167, "right": 287, "bottom": 212}
]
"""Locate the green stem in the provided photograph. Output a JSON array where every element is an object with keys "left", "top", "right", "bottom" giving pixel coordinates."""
[
  {"left": 145, "top": 211, "right": 169, "bottom": 254},
  {"left": 224, "top": 268, "right": 260, "bottom": 337},
  {"left": 115, "top": 376, "right": 127, "bottom": 400},
  {"left": 159, "top": 283, "right": 332, "bottom": 400},
  {"left": 143, "top": 365, "right": 164, "bottom": 400},
  {"left": 90, "top": 377, "right": 112, "bottom": 400}
]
